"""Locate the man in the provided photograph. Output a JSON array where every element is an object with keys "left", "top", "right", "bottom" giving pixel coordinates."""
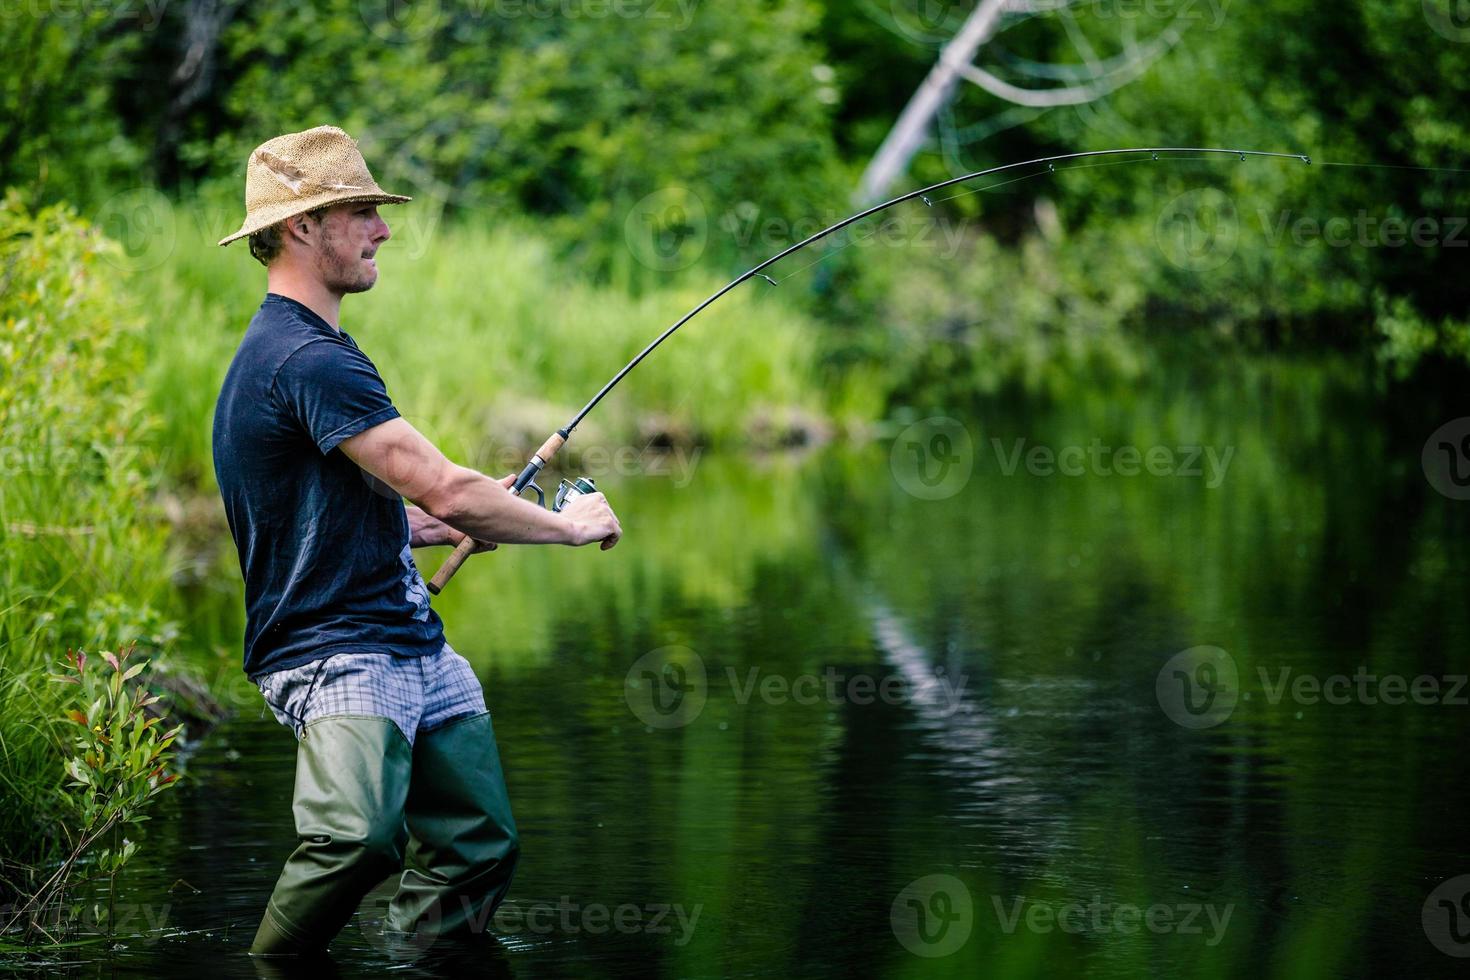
[{"left": 212, "top": 125, "right": 621, "bottom": 957}]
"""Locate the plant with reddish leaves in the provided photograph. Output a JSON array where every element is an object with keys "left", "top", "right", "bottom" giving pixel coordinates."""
[{"left": 1, "top": 644, "right": 183, "bottom": 946}]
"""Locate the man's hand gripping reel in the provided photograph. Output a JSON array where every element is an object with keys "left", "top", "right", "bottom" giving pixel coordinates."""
[{"left": 425, "top": 428, "right": 599, "bottom": 595}]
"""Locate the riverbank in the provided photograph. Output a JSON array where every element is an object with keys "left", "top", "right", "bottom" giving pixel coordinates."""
[{"left": 0, "top": 191, "right": 847, "bottom": 917}]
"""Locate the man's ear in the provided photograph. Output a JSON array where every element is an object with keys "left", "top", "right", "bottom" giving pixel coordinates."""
[{"left": 284, "top": 213, "right": 314, "bottom": 246}]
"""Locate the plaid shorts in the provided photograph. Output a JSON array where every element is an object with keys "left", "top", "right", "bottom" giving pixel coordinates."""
[{"left": 255, "top": 641, "right": 487, "bottom": 746}]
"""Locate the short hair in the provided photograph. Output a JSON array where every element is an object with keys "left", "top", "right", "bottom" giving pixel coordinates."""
[{"left": 248, "top": 204, "right": 331, "bottom": 267}]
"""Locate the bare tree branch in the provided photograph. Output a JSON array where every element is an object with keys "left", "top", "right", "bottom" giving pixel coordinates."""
[
  {"left": 953, "top": 26, "right": 1180, "bottom": 108},
  {"left": 858, "top": 0, "right": 1186, "bottom": 203}
]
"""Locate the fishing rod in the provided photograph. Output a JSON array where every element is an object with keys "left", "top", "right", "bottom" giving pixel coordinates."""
[{"left": 427, "top": 145, "right": 1314, "bottom": 594}]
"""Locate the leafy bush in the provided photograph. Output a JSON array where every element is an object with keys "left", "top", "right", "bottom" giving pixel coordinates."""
[
  {"left": 0, "top": 193, "right": 181, "bottom": 867},
  {"left": 0, "top": 647, "right": 181, "bottom": 947}
]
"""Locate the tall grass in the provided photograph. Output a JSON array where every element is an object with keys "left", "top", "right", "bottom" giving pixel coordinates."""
[
  {"left": 0, "top": 194, "right": 180, "bottom": 867},
  {"left": 138, "top": 192, "right": 852, "bottom": 496}
]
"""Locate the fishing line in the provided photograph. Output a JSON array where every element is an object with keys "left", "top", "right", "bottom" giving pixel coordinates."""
[
  {"left": 774, "top": 155, "right": 1470, "bottom": 290},
  {"left": 774, "top": 153, "right": 1256, "bottom": 286},
  {"left": 1313, "top": 160, "right": 1470, "bottom": 176}
]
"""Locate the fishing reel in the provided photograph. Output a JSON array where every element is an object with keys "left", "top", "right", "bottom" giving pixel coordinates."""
[{"left": 520, "top": 473, "right": 601, "bottom": 514}]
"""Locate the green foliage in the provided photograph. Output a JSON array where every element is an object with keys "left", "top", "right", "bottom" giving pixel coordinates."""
[
  {"left": 7, "top": 0, "right": 1469, "bottom": 388},
  {"left": 0, "top": 646, "right": 181, "bottom": 947},
  {"left": 0, "top": 9, "right": 153, "bottom": 207},
  {"left": 189, "top": 0, "right": 846, "bottom": 282},
  {"left": 54, "top": 646, "right": 183, "bottom": 830},
  {"left": 0, "top": 194, "right": 185, "bottom": 872}
]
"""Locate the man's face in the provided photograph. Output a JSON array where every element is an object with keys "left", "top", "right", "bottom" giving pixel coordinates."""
[{"left": 305, "top": 203, "right": 391, "bottom": 294}]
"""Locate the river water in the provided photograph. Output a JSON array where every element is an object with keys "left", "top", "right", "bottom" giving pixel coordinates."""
[{"left": 79, "top": 358, "right": 1470, "bottom": 977}]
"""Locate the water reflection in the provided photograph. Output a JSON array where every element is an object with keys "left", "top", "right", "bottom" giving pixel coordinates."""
[{"left": 88, "top": 361, "right": 1470, "bottom": 977}]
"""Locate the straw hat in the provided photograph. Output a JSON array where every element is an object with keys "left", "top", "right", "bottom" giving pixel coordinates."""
[{"left": 217, "top": 125, "right": 411, "bottom": 246}]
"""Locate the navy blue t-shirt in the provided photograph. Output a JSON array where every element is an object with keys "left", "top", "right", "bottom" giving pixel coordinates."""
[{"left": 212, "top": 293, "right": 446, "bottom": 680}]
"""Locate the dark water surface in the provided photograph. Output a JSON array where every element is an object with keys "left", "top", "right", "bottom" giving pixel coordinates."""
[{"left": 79, "top": 360, "right": 1470, "bottom": 977}]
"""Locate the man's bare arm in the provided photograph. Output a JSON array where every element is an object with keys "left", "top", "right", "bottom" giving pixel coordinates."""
[
  {"left": 339, "top": 417, "right": 621, "bottom": 548},
  {"left": 405, "top": 503, "right": 499, "bottom": 552}
]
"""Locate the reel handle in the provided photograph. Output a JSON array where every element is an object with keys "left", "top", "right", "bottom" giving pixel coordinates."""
[{"left": 426, "top": 430, "right": 566, "bottom": 595}]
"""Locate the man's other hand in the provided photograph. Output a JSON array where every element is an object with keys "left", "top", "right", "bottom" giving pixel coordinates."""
[{"left": 558, "top": 489, "right": 622, "bottom": 550}]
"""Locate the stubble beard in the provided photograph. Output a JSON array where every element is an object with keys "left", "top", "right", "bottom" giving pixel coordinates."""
[{"left": 314, "top": 226, "right": 378, "bottom": 294}]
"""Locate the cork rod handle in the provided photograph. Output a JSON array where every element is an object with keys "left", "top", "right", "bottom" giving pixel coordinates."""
[{"left": 425, "top": 429, "right": 569, "bottom": 595}]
